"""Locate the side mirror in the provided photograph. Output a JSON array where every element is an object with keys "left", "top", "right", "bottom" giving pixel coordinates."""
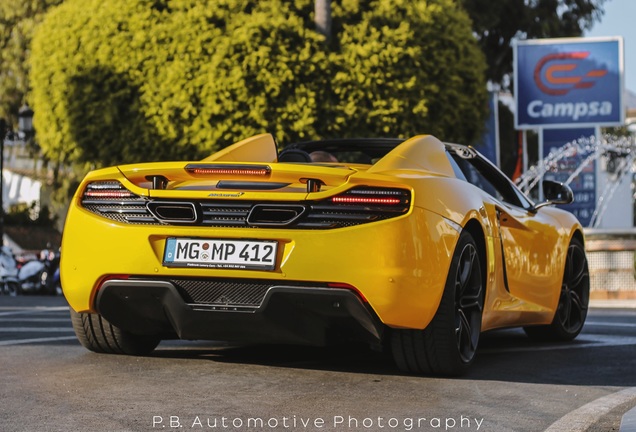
[{"left": 535, "top": 180, "right": 574, "bottom": 210}]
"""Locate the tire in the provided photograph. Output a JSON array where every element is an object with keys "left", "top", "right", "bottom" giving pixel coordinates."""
[
  {"left": 524, "top": 237, "right": 590, "bottom": 341},
  {"left": 69, "top": 307, "right": 160, "bottom": 355},
  {"left": 392, "top": 231, "right": 484, "bottom": 376}
]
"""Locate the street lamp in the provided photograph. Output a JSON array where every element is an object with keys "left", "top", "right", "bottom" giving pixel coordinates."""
[
  {"left": 18, "top": 104, "right": 34, "bottom": 138},
  {"left": 18, "top": 104, "right": 38, "bottom": 176},
  {"left": 0, "top": 117, "right": 6, "bottom": 246}
]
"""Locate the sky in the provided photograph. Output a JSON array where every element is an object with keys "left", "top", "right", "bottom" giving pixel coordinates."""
[{"left": 585, "top": 0, "right": 636, "bottom": 92}]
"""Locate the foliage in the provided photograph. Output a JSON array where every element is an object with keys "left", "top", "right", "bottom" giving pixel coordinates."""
[
  {"left": 30, "top": 0, "right": 487, "bottom": 172},
  {"left": 462, "top": 0, "right": 607, "bottom": 85},
  {"left": 0, "top": 0, "right": 63, "bottom": 127},
  {"left": 326, "top": 0, "right": 487, "bottom": 143},
  {"left": 4, "top": 201, "right": 57, "bottom": 227}
]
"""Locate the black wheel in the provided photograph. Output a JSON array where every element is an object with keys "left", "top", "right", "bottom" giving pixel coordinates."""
[
  {"left": 524, "top": 237, "right": 589, "bottom": 341},
  {"left": 392, "top": 231, "right": 484, "bottom": 376},
  {"left": 69, "top": 307, "right": 160, "bottom": 355}
]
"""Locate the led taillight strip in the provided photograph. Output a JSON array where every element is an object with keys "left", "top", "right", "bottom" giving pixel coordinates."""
[
  {"left": 330, "top": 187, "right": 410, "bottom": 206},
  {"left": 331, "top": 196, "right": 402, "bottom": 205},
  {"left": 185, "top": 164, "right": 271, "bottom": 176},
  {"left": 83, "top": 190, "right": 136, "bottom": 199},
  {"left": 82, "top": 181, "right": 139, "bottom": 200}
]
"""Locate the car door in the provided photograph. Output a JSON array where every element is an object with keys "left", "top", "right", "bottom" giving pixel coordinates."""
[
  {"left": 453, "top": 153, "right": 563, "bottom": 310},
  {"left": 495, "top": 202, "right": 563, "bottom": 309}
]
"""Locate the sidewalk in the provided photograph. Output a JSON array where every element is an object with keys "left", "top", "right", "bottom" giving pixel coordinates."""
[{"left": 590, "top": 299, "right": 636, "bottom": 309}]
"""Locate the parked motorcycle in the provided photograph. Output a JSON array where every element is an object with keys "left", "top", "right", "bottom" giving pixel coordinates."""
[
  {"left": 18, "top": 249, "right": 61, "bottom": 295},
  {"left": 41, "top": 249, "right": 61, "bottom": 295},
  {"left": 0, "top": 246, "right": 19, "bottom": 296},
  {"left": 18, "top": 258, "right": 45, "bottom": 294}
]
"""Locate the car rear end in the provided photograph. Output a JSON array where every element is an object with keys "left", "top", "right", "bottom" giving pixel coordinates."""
[{"left": 61, "top": 160, "right": 455, "bottom": 346}]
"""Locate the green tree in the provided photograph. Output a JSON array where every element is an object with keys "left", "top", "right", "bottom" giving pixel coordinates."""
[
  {"left": 0, "top": 0, "right": 63, "bottom": 127},
  {"left": 462, "top": 0, "right": 607, "bottom": 85},
  {"left": 30, "top": 0, "right": 487, "bottom": 171}
]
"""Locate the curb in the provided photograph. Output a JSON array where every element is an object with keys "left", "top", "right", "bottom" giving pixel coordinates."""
[{"left": 621, "top": 404, "right": 636, "bottom": 432}]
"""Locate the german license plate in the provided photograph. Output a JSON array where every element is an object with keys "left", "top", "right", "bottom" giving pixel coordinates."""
[{"left": 163, "top": 238, "right": 278, "bottom": 270}]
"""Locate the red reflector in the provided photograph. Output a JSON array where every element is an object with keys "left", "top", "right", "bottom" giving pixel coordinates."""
[
  {"left": 327, "top": 282, "right": 368, "bottom": 303},
  {"left": 331, "top": 196, "right": 401, "bottom": 205}
]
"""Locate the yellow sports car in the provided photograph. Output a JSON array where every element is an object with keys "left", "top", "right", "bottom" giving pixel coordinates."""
[{"left": 61, "top": 133, "right": 589, "bottom": 375}]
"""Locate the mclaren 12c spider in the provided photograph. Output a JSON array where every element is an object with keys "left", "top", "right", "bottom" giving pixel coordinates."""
[{"left": 61, "top": 133, "right": 589, "bottom": 375}]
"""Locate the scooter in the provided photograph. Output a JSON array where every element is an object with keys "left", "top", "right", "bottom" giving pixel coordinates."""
[
  {"left": 0, "top": 246, "right": 20, "bottom": 296},
  {"left": 18, "top": 258, "right": 46, "bottom": 294},
  {"left": 18, "top": 249, "right": 61, "bottom": 295}
]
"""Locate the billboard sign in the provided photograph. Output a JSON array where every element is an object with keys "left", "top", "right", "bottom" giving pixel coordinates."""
[{"left": 514, "top": 37, "right": 624, "bottom": 129}]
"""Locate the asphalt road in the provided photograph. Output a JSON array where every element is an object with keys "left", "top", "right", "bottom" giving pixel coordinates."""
[{"left": 1, "top": 295, "right": 635, "bottom": 432}]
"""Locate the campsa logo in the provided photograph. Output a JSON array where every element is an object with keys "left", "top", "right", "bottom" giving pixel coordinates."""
[
  {"left": 528, "top": 51, "right": 612, "bottom": 121},
  {"left": 534, "top": 51, "right": 607, "bottom": 95}
]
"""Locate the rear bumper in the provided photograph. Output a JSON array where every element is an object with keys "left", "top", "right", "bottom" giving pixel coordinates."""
[
  {"left": 62, "top": 195, "right": 459, "bottom": 330},
  {"left": 95, "top": 279, "right": 384, "bottom": 346}
]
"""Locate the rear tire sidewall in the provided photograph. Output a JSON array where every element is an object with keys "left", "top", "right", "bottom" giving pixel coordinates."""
[
  {"left": 69, "top": 307, "right": 160, "bottom": 355},
  {"left": 391, "top": 230, "right": 484, "bottom": 376}
]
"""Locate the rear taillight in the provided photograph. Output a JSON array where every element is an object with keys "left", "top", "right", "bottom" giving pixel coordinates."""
[
  {"left": 185, "top": 164, "right": 271, "bottom": 176},
  {"left": 80, "top": 181, "right": 155, "bottom": 224},
  {"left": 332, "top": 196, "right": 401, "bottom": 205},
  {"left": 82, "top": 181, "right": 138, "bottom": 200},
  {"left": 330, "top": 187, "right": 410, "bottom": 207}
]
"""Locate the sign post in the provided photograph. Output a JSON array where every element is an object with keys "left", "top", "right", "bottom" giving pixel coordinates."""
[{"left": 513, "top": 37, "right": 626, "bottom": 227}]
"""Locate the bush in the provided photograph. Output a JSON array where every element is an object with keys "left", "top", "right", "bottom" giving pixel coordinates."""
[{"left": 30, "top": 0, "right": 487, "bottom": 168}]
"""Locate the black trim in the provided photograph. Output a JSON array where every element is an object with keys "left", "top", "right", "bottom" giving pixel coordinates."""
[
  {"left": 95, "top": 279, "right": 384, "bottom": 346},
  {"left": 147, "top": 201, "right": 197, "bottom": 223},
  {"left": 496, "top": 209, "right": 511, "bottom": 293},
  {"left": 82, "top": 189, "right": 411, "bottom": 229}
]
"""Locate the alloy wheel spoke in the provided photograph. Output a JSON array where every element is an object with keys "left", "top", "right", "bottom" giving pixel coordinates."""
[
  {"left": 455, "top": 310, "right": 477, "bottom": 360},
  {"left": 570, "top": 290, "right": 586, "bottom": 310},
  {"left": 460, "top": 292, "right": 483, "bottom": 312},
  {"left": 456, "top": 308, "right": 474, "bottom": 352},
  {"left": 558, "top": 289, "right": 572, "bottom": 327},
  {"left": 458, "top": 252, "right": 474, "bottom": 295},
  {"left": 570, "top": 248, "right": 588, "bottom": 286},
  {"left": 568, "top": 291, "right": 586, "bottom": 327}
]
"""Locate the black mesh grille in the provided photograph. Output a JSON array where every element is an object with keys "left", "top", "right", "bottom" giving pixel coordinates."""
[
  {"left": 82, "top": 203, "right": 156, "bottom": 224},
  {"left": 171, "top": 278, "right": 272, "bottom": 307}
]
